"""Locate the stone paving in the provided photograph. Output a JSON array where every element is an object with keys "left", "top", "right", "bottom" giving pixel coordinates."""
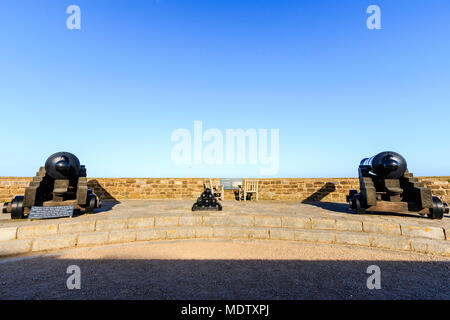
[
  {"left": 0, "top": 200, "right": 449, "bottom": 257},
  {"left": 0, "top": 241, "right": 448, "bottom": 299},
  {"left": 2, "top": 200, "right": 449, "bottom": 227}
]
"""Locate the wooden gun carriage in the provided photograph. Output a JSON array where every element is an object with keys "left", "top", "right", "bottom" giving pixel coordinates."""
[
  {"left": 347, "top": 151, "right": 448, "bottom": 219},
  {"left": 2, "top": 152, "right": 101, "bottom": 219}
]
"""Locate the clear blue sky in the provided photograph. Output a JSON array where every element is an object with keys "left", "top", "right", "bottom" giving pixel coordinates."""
[{"left": 1, "top": 0, "right": 449, "bottom": 178}]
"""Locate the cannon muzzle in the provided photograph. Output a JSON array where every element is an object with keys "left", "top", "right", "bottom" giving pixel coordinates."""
[
  {"left": 45, "top": 152, "right": 81, "bottom": 180},
  {"left": 360, "top": 151, "right": 407, "bottom": 179}
]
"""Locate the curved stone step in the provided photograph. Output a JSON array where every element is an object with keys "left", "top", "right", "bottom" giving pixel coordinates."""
[{"left": 0, "top": 212, "right": 448, "bottom": 257}]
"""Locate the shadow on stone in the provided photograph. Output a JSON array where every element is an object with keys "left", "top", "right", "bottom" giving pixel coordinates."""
[
  {"left": 0, "top": 256, "right": 448, "bottom": 299},
  {"left": 302, "top": 182, "right": 336, "bottom": 202},
  {"left": 304, "top": 201, "right": 437, "bottom": 220},
  {"left": 302, "top": 201, "right": 351, "bottom": 213},
  {"left": 87, "top": 179, "right": 120, "bottom": 213}
]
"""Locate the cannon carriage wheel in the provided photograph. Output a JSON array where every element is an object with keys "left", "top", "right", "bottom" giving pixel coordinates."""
[
  {"left": 86, "top": 194, "right": 98, "bottom": 213},
  {"left": 352, "top": 194, "right": 365, "bottom": 214},
  {"left": 348, "top": 190, "right": 365, "bottom": 214},
  {"left": 11, "top": 196, "right": 25, "bottom": 220},
  {"left": 428, "top": 196, "right": 449, "bottom": 220}
]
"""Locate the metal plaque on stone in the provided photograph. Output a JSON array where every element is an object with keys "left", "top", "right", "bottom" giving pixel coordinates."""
[{"left": 29, "top": 206, "right": 74, "bottom": 220}]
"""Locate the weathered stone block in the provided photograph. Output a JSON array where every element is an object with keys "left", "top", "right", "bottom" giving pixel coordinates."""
[
  {"left": 249, "top": 228, "right": 270, "bottom": 239},
  {"left": 294, "top": 229, "right": 335, "bottom": 243},
  {"left": 410, "top": 238, "right": 450, "bottom": 256},
  {"left": 17, "top": 224, "right": 58, "bottom": 239},
  {"left": 0, "top": 239, "right": 32, "bottom": 256},
  {"left": 400, "top": 225, "right": 445, "bottom": 240},
  {"left": 136, "top": 228, "right": 166, "bottom": 241},
  {"left": 0, "top": 227, "right": 17, "bottom": 241},
  {"left": 270, "top": 228, "right": 295, "bottom": 240},
  {"left": 127, "top": 217, "right": 155, "bottom": 229},
  {"left": 109, "top": 230, "right": 137, "bottom": 243},
  {"left": 32, "top": 235, "right": 77, "bottom": 252},
  {"left": 155, "top": 216, "right": 179, "bottom": 227},
  {"left": 363, "top": 221, "right": 401, "bottom": 235},
  {"left": 255, "top": 216, "right": 282, "bottom": 227},
  {"left": 203, "top": 215, "right": 254, "bottom": 227},
  {"left": 335, "top": 220, "right": 363, "bottom": 232},
  {"left": 213, "top": 227, "right": 249, "bottom": 239},
  {"left": 195, "top": 226, "right": 214, "bottom": 238},
  {"left": 410, "top": 238, "right": 429, "bottom": 253},
  {"left": 335, "top": 232, "right": 370, "bottom": 247},
  {"left": 167, "top": 227, "right": 196, "bottom": 239},
  {"left": 281, "top": 216, "right": 312, "bottom": 229},
  {"left": 426, "top": 240, "right": 450, "bottom": 256},
  {"left": 59, "top": 221, "right": 95, "bottom": 234},
  {"left": 77, "top": 232, "right": 109, "bottom": 246},
  {"left": 179, "top": 216, "right": 202, "bottom": 226},
  {"left": 95, "top": 219, "right": 127, "bottom": 231},
  {"left": 311, "top": 218, "right": 336, "bottom": 230},
  {"left": 370, "top": 235, "right": 411, "bottom": 251}
]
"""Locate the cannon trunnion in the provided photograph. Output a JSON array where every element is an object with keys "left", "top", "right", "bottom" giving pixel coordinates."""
[
  {"left": 347, "top": 151, "right": 449, "bottom": 219},
  {"left": 2, "top": 152, "right": 101, "bottom": 219}
]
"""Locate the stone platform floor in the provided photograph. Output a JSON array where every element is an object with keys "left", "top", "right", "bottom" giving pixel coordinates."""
[
  {"left": 1, "top": 200, "right": 449, "bottom": 230},
  {"left": 0, "top": 240, "right": 448, "bottom": 299},
  {"left": 0, "top": 200, "right": 449, "bottom": 258}
]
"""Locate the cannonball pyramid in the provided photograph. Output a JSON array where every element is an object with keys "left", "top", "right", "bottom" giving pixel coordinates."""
[{"left": 192, "top": 188, "right": 222, "bottom": 211}]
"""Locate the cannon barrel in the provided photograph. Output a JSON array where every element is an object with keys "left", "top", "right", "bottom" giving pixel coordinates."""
[
  {"left": 360, "top": 151, "right": 407, "bottom": 179},
  {"left": 45, "top": 152, "right": 81, "bottom": 180}
]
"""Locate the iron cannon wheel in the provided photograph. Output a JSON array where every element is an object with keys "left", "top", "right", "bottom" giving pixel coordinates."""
[
  {"left": 86, "top": 194, "right": 97, "bottom": 214},
  {"left": 10, "top": 196, "right": 25, "bottom": 220},
  {"left": 348, "top": 190, "right": 358, "bottom": 208},
  {"left": 352, "top": 194, "right": 365, "bottom": 214},
  {"left": 428, "top": 196, "right": 445, "bottom": 220}
]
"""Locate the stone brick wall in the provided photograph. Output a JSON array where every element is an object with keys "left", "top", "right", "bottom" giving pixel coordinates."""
[
  {"left": 1, "top": 176, "right": 449, "bottom": 203},
  {"left": 87, "top": 178, "right": 206, "bottom": 200},
  {"left": 255, "top": 177, "right": 450, "bottom": 203},
  {"left": 0, "top": 177, "right": 31, "bottom": 204},
  {"left": 255, "top": 178, "right": 358, "bottom": 202}
]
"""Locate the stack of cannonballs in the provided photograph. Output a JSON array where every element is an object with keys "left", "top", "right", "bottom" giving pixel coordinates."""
[{"left": 192, "top": 188, "right": 223, "bottom": 211}]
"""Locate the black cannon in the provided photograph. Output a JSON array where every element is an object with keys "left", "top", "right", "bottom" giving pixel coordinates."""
[
  {"left": 2, "top": 152, "right": 101, "bottom": 219},
  {"left": 192, "top": 188, "right": 223, "bottom": 211},
  {"left": 347, "top": 151, "right": 449, "bottom": 219}
]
